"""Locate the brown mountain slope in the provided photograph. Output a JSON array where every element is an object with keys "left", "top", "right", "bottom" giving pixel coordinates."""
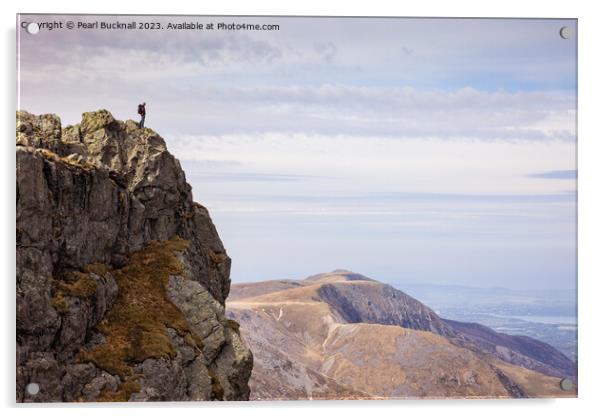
[
  {"left": 231, "top": 270, "right": 575, "bottom": 379},
  {"left": 227, "top": 279, "right": 309, "bottom": 301},
  {"left": 227, "top": 270, "right": 576, "bottom": 399}
]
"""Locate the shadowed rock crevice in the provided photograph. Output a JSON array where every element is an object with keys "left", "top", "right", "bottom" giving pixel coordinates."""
[{"left": 16, "top": 109, "right": 252, "bottom": 402}]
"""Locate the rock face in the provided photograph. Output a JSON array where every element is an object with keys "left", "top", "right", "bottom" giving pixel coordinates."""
[
  {"left": 227, "top": 270, "right": 576, "bottom": 399},
  {"left": 16, "top": 110, "right": 252, "bottom": 402}
]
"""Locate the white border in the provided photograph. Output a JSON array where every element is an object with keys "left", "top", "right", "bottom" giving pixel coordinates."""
[{"left": 3, "top": 1, "right": 601, "bottom": 415}]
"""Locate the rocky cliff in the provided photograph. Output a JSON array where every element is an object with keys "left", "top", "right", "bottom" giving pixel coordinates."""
[{"left": 16, "top": 110, "right": 252, "bottom": 402}]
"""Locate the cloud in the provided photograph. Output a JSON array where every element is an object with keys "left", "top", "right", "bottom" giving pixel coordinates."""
[
  {"left": 21, "top": 84, "right": 575, "bottom": 142},
  {"left": 529, "top": 170, "right": 577, "bottom": 179},
  {"left": 18, "top": 16, "right": 576, "bottom": 142},
  {"left": 168, "top": 133, "right": 576, "bottom": 223},
  {"left": 223, "top": 191, "right": 576, "bottom": 204},
  {"left": 313, "top": 41, "right": 338, "bottom": 63},
  {"left": 184, "top": 172, "right": 324, "bottom": 183},
  {"left": 205, "top": 191, "right": 575, "bottom": 218},
  {"left": 171, "top": 85, "right": 575, "bottom": 140}
]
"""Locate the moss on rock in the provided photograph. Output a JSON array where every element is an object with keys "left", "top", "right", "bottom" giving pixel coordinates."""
[
  {"left": 208, "top": 367, "right": 224, "bottom": 401},
  {"left": 96, "top": 377, "right": 142, "bottom": 402},
  {"left": 81, "top": 236, "right": 206, "bottom": 400},
  {"left": 50, "top": 269, "right": 99, "bottom": 314},
  {"left": 84, "top": 263, "right": 110, "bottom": 276},
  {"left": 51, "top": 292, "right": 69, "bottom": 314},
  {"left": 225, "top": 319, "right": 241, "bottom": 334},
  {"left": 80, "top": 109, "right": 115, "bottom": 135},
  {"left": 58, "top": 273, "right": 98, "bottom": 299}
]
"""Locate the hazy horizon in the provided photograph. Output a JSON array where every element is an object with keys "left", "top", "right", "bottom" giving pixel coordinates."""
[{"left": 18, "top": 15, "right": 577, "bottom": 291}]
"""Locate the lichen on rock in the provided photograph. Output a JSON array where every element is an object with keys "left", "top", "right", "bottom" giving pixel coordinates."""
[{"left": 16, "top": 110, "right": 252, "bottom": 402}]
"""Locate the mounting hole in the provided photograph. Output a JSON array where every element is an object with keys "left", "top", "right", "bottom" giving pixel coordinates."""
[
  {"left": 26, "top": 382, "right": 40, "bottom": 395},
  {"left": 559, "top": 378, "right": 573, "bottom": 391},
  {"left": 26, "top": 22, "right": 40, "bottom": 35},
  {"left": 559, "top": 26, "right": 571, "bottom": 40}
]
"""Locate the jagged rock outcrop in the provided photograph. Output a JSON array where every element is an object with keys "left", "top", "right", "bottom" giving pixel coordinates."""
[{"left": 16, "top": 110, "right": 252, "bottom": 402}]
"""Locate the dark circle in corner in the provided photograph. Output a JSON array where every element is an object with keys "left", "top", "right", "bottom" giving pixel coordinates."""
[
  {"left": 559, "top": 378, "right": 573, "bottom": 391},
  {"left": 559, "top": 26, "right": 571, "bottom": 40}
]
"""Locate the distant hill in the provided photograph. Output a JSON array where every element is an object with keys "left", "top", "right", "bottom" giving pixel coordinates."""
[
  {"left": 400, "top": 282, "right": 577, "bottom": 360},
  {"left": 228, "top": 270, "right": 576, "bottom": 399}
]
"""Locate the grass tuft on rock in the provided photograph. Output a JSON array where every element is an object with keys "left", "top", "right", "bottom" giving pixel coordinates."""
[
  {"left": 51, "top": 269, "right": 99, "bottom": 313},
  {"left": 58, "top": 272, "right": 98, "bottom": 298},
  {"left": 84, "top": 263, "right": 110, "bottom": 276},
  {"left": 225, "top": 319, "right": 241, "bottom": 334},
  {"left": 208, "top": 367, "right": 225, "bottom": 401},
  {"left": 81, "top": 236, "right": 198, "bottom": 400},
  {"left": 51, "top": 292, "right": 69, "bottom": 314},
  {"left": 96, "top": 377, "right": 142, "bottom": 402}
]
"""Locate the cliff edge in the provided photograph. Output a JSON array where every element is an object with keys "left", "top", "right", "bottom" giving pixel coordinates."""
[{"left": 16, "top": 110, "right": 252, "bottom": 402}]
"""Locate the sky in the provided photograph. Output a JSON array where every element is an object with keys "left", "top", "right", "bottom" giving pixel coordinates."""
[{"left": 17, "top": 15, "right": 577, "bottom": 290}]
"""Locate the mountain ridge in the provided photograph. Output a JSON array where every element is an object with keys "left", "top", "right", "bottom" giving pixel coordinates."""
[{"left": 228, "top": 270, "right": 576, "bottom": 399}]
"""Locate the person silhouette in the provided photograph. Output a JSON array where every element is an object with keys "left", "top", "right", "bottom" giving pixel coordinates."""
[{"left": 137, "top": 102, "right": 146, "bottom": 128}]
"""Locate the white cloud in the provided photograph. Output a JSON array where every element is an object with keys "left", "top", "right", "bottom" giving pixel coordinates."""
[
  {"left": 19, "top": 84, "right": 576, "bottom": 142},
  {"left": 18, "top": 16, "right": 576, "bottom": 143},
  {"left": 171, "top": 132, "right": 575, "bottom": 216}
]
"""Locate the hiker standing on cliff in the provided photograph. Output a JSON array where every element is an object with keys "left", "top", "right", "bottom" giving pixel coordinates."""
[{"left": 137, "top": 102, "right": 146, "bottom": 128}]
